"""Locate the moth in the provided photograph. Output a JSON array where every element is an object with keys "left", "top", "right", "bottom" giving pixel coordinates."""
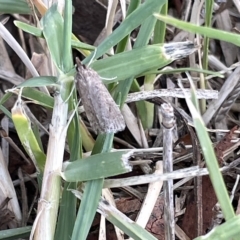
[{"left": 75, "top": 58, "right": 125, "bottom": 134}]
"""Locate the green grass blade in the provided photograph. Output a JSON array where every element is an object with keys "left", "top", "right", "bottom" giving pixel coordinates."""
[
  {"left": 71, "top": 39, "right": 95, "bottom": 51},
  {"left": 55, "top": 182, "right": 77, "bottom": 240},
  {"left": 153, "top": 2, "right": 168, "bottom": 44},
  {"left": 71, "top": 134, "right": 114, "bottom": 240},
  {"left": 203, "top": 0, "right": 214, "bottom": 71},
  {"left": 133, "top": 2, "right": 164, "bottom": 129},
  {"left": 154, "top": 14, "right": 240, "bottom": 47},
  {"left": 21, "top": 88, "right": 54, "bottom": 108},
  {"left": 100, "top": 200, "right": 157, "bottom": 240},
  {"left": 62, "top": 150, "right": 132, "bottom": 182},
  {"left": 105, "top": 210, "right": 157, "bottom": 240},
  {"left": 185, "top": 94, "right": 235, "bottom": 221},
  {"left": 0, "top": 226, "right": 32, "bottom": 240},
  {"left": 57, "top": 109, "right": 81, "bottom": 237},
  {"left": 62, "top": 0, "right": 73, "bottom": 73},
  {"left": 91, "top": 44, "right": 169, "bottom": 82},
  {"left": 71, "top": 179, "right": 103, "bottom": 240},
  {"left": 0, "top": 92, "right": 13, "bottom": 106},
  {"left": 0, "top": 92, "right": 13, "bottom": 119},
  {"left": 0, "top": 0, "right": 31, "bottom": 14},
  {"left": 14, "top": 21, "right": 95, "bottom": 52},
  {"left": 110, "top": 1, "right": 166, "bottom": 107},
  {"left": 0, "top": 104, "right": 11, "bottom": 119},
  {"left": 144, "top": 67, "right": 223, "bottom": 77},
  {"left": 91, "top": 43, "right": 188, "bottom": 83},
  {"left": 72, "top": 191, "right": 157, "bottom": 240},
  {"left": 55, "top": 94, "right": 81, "bottom": 239},
  {"left": 194, "top": 215, "right": 240, "bottom": 240},
  {"left": 16, "top": 76, "right": 58, "bottom": 88},
  {"left": 134, "top": 4, "right": 163, "bottom": 47},
  {"left": 42, "top": 4, "right": 64, "bottom": 71},
  {"left": 14, "top": 21, "right": 43, "bottom": 37},
  {"left": 199, "top": 0, "right": 214, "bottom": 113},
  {"left": 115, "top": 0, "right": 141, "bottom": 53},
  {"left": 111, "top": 41, "right": 198, "bottom": 106},
  {"left": 187, "top": 73, "right": 200, "bottom": 112},
  {"left": 11, "top": 98, "right": 46, "bottom": 172},
  {"left": 83, "top": 0, "right": 167, "bottom": 63},
  {"left": 79, "top": 119, "right": 95, "bottom": 152}
]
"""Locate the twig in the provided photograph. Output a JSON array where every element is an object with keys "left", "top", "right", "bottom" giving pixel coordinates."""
[
  {"left": 126, "top": 89, "right": 218, "bottom": 103},
  {"left": 103, "top": 161, "right": 239, "bottom": 188},
  {"left": 132, "top": 161, "right": 163, "bottom": 230},
  {"left": 203, "top": 66, "right": 240, "bottom": 125},
  {"left": 161, "top": 103, "right": 175, "bottom": 240}
]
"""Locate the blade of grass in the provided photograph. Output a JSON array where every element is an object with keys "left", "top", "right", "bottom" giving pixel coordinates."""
[
  {"left": 194, "top": 215, "right": 240, "bottom": 240},
  {"left": 0, "top": 0, "right": 31, "bottom": 14},
  {"left": 14, "top": 21, "right": 43, "bottom": 37},
  {"left": 72, "top": 180, "right": 103, "bottom": 240},
  {"left": 72, "top": 190, "right": 158, "bottom": 240},
  {"left": 54, "top": 182, "right": 77, "bottom": 240},
  {"left": 111, "top": 41, "right": 198, "bottom": 105},
  {"left": 71, "top": 133, "right": 114, "bottom": 240},
  {"left": 16, "top": 76, "right": 58, "bottom": 88},
  {"left": 139, "top": 2, "right": 168, "bottom": 129},
  {"left": 182, "top": 81, "right": 235, "bottom": 221},
  {"left": 91, "top": 44, "right": 176, "bottom": 83},
  {"left": 62, "top": 150, "right": 132, "bottom": 182},
  {"left": 79, "top": 118, "right": 95, "bottom": 152},
  {"left": 115, "top": 0, "right": 140, "bottom": 53},
  {"left": 134, "top": 2, "right": 166, "bottom": 129},
  {"left": 14, "top": 21, "right": 95, "bottom": 51},
  {"left": 143, "top": 67, "right": 223, "bottom": 78},
  {"left": 54, "top": 2, "right": 78, "bottom": 238},
  {"left": 41, "top": 4, "right": 64, "bottom": 72},
  {"left": 0, "top": 226, "right": 32, "bottom": 240},
  {"left": 83, "top": 0, "right": 167, "bottom": 63},
  {"left": 199, "top": 0, "right": 214, "bottom": 113},
  {"left": 33, "top": 3, "right": 74, "bottom": 239},
  {"left": 21, "top": 88, "right": 54, "bottom": 108},
  {"left": 202, "top": 0, "right": 214, "bottom": 73},
  {"left": 11, "top": 98, "right": 46, "bottom": 172},
  {"left": 0, "top": 22, "right": 39, "bottom": 78},
  {"left": 153, "top": 2, "right": 168, "bottom": 44},
  {"left": 154, "top": 14, "right": 240, "bottom": 47},
  {"left": 62, "top": 0, "right": 72, "bottom": 73}
]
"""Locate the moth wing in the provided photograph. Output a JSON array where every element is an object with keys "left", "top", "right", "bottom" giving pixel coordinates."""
[
  {"left": 76, "top": 66, "right": 102, "bottom": 133},
  {"left": 89, "top": 75, "right": 125, "bottom": 133},
  {"left": 76, "top": 64, "right": 125, "bottom": 134}
]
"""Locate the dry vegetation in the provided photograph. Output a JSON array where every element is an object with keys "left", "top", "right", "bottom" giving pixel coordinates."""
[{"left": 0, "top": 0, "right": 240, "bottom": 239}]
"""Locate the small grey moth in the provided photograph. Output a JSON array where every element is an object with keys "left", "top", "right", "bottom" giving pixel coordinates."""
[{"left": 75, "top": 58, "right": 125, "bottom": 134}]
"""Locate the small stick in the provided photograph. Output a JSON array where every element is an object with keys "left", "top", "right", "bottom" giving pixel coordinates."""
[{"left": 161, "top": 103, "right": 175, "bottom": 240}]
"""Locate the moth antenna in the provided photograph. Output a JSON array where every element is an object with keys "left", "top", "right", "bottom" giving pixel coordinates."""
[
  {"left": 100, "top": 76, "right": 117, "bottom": 81},
  {"left": 64, "top": 98, "right": 81, "bottom": 132},
  {"left": 75, "top": 57, "right": 82, "bottom": 67},
  {"left": 17, "top": 87, "right": 23, "bottom": 101},
  {"left": 64, "top": 82, "right": 75, "bottom": 103},
  {"left": 87, "top": 48, "right": 97, "bottom": 67}
]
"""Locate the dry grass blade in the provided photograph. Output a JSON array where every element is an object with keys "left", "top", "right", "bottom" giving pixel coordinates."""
[
  {"left": 161, "top": 103, "right": 175, "bottom": 240},
  {"left": 129, "top": 161, "right": 163, "bottom": 239},
  {"left": 0, "top": 147, "right": 22, "bottom": 228},
  {"left": 126, "top": 89, "right": 218, "bottom": 103},
  {"left": 104, "top": 161, "right": 239, "bottom": 189},
  {"left": 203, "top": 66, "right": 240, "bottom": 124},
  {"left": 31, "top": 94, "right": 68, "bottom": 239}
]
